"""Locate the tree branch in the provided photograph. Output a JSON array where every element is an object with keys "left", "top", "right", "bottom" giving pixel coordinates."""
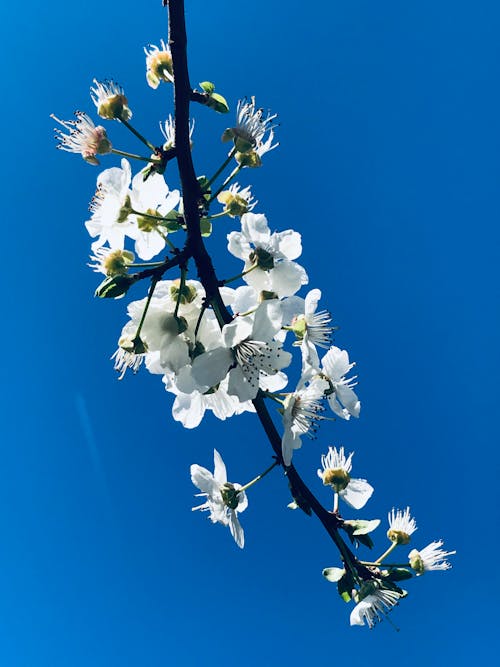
[{"left": 166, "top": 0, "right": 368, "bottom": 575}]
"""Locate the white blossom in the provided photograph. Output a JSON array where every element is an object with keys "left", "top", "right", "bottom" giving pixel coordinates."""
[
  {"left": 85, "top": 158, "right": 137, "bottom": 252},
  {"left": 409, "top": 541, "right": 456, "bottom": 575},
  {"left": 144, "top": 40, "right": 174, "bottom": 88},
  {"left": 281, "top": 378, "right": 328, "bottom": 466},
  {"left": 350, "top": 588, "right": 402, "bottom": 629},
  {"left": 228, "top": 97, "right": 278, "bottom": 155},
  {"left": 51, "top": 111, "right": 112, "bottom": 165},
  {"left": 227, "top": 213, "right": 308, "bottom": 298},
  {"left": 90, "top": 79, "right": 132, "bottom": 121},
  {"left": 387, "top": 507, "right": 418, "bottom": 544},
  {"left": 129, "top": 169, "right": 180, "bottom": 260},
  {"left": 190, "top": 300, "right": 292, "bottom": 402},
  {"left": 317, "top": 446, "right": 373, "bottom": 509},
  {"left": 321, "top": 346, "right": 360, "bottom": 420},
  {"left": 190, "top": 449, "right": 248, "bottom": 548}
]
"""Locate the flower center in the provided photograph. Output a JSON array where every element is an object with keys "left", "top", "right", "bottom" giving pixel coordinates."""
[
  {"left": 322, "top": 467, "right": 351, "bottom": 491},
  {"left": 249, "top": 247, "right": 274, "bottom": 270},
  {"left": 387, "top": 529, "right": 411, "bottom": 545},
  {"left": 220, "top": 482, "right": 239, "bottom": 510}
]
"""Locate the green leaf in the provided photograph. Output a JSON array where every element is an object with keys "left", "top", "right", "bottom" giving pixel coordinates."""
[
  {"left": 206, "top": 92, "right": 230, "bottom": 114},
  {"left": 199, "top": 81, "right": 215, "bottom": 95},
  {"left": 200, "top": 218, "right": 212, "bottom": 237},
  {"left": 322, "top": 567, "right": 345, "bottom": 583},
  {"left": 344, "top": 519, "right": 381, "bottom": 536},
  {"left": 382, "top": 568, "right": 414, "bottom": 582}
]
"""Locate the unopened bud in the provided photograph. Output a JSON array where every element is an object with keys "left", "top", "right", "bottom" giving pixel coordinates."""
[{"left": 95, "top": 274, "right": 134, "bottom": 299}]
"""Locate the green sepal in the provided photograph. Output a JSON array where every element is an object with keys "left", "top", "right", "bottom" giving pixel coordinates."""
[
  {"left": 342, "top": 520, "right": 377, "bottom": 549},
  {"left": 337, "top": 571, "right": 355, "bottom": 602},
  {"left": 199, "top": 81, "right": 215, "bottom": 95},
  {"left": 159, "top": 209, "right": 182, "bottom": 232},
  {"left": 322, "top": 567, "right": 345, "bottom": 583},
  {"left": 200, "top": 218, "right": 212, "bottom": 237},
  {"left": 95, "top": 274, "right": 134, "bottom": 299},
  {"left": 197, "top": 175, "right": 211, "bottom": 202},
  {"left": 206, "top": 92, "right": 229, "bottom": 114},
  {"left": 382, "top": 568, "right": 414, "bottom": 583},
  {"left": 344, "top": 519, "right": 381, "bottom": 536}
]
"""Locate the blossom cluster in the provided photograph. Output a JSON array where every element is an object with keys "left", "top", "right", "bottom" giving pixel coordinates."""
[{"left": 51, "top": 32, "right": 455, "bottom": 630}]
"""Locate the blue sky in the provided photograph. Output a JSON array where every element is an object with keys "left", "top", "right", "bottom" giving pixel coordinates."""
[{"left": 1, "top": 0, "right": 498, "bottom": 664}]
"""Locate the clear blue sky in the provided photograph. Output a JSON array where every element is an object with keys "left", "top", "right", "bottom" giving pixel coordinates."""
[{"left": 1, "top": 0, "right": 498, "bottom": 664}]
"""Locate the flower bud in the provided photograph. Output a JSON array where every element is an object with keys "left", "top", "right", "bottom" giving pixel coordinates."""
[{"left": 95, "top": 274, "right": 134, "bottom": 299}]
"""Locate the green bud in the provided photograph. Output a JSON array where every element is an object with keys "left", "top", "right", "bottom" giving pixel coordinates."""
[
  {"left": 95, "top": 274, "right": 134, "bottom": 299},
  {"left": 323, "top": 567, "right": 345, "bottom": 583}
]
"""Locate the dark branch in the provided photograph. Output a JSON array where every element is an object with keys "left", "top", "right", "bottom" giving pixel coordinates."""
[{"left": 165, "top": 0, "right": 369, "bottom": 576}]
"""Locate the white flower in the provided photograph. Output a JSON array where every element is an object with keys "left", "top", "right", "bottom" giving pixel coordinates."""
[
  {"left": 224, "top": 97, "right": 278, "bottom": 156},
  {"left": 387, "top": 507, "right": 418, "bottom": 545},
  {"left": 217, "top": 183, "right": 257, "bottom": 217},
  {"left": 317, "top": 446, "right": 373, "bottom": 510},
  {"left": 129, "top": 169, "right": 180, "bottom": 260},
  {"left": 350, "top": 587, "right": 402, "bottom": 629},
  {"left": 281, "top": 378, "right": 328, "bottom": 466},
  {"left": 409, "top": 541, "right": 456, "bottom": 575},
  {"left": 321, "top": 346, "right": 360, "bottom": 420},
  {"left": 190, "top": 449, "right": 248, "bottom": 548},
  {"left": 190, "top": 300, "right": 292, "bottom": 402},
  {"left": 51, "top": 111, "right": 112, "bottom": 165},
  {"left": 160, "top": 114, "right": 194, "bottom": 148},
  {"left": 85, "top": 158, "right": 137, "bottom": 252},
  {"left": 227, "top": 213, "right": 308, "bottom": 298},
  {"left": 90, "top": 79, "right": 132, "bottom": 121},
  {"left": 88, "top": 247, "right": 135, "bottom": 276},
  {"left": 144, "top": 40, "right": 173, "bottom": 88},
  {"left": 164, "top": 370, "right": 255, "bottom": 429}
]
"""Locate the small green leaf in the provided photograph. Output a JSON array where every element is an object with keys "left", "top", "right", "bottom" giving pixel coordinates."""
[
  {"left": 382, "top": 568, "right": 414, "bottom": 582},
  {"left": 200, "top": 218, "right": 212, "bottom": 237},
  {"left": 206, "top": 92, "right": 230, "bottom": 114},
  {"left": 322, "top": 567, "right": 345, "bottom": 583},
  {"left": 199, "top": 81, "right": 215, "bottom": 95},
  {"left": 344, "top": 519, "right": 381, "bottom": 536}
]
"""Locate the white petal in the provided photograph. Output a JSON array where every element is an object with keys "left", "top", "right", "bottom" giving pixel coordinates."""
[
  {"left": 222, "top": 316, "right": 253, "bottom": 348},
  {"left": 190, "top": 464, "right": 217, "bottom": 495},
  {"left": 191, "top": 348, "right": 233, "bottom": 388},
  {"left": 304, "top": 288, "right": 321, "bottom": 316},
  {"left": 322, "top": 346, "right": 352, "bottom": 381},
  {"left": 335, "top": 384, "right": 361, "bottom": 418},
  {"left": 275, "top": 229, "right": 302, "bottom": 260},
  {"left": 341, "top": 478, "right": 374, "bottom": 510},
  {"left": 227, "top": 231, "right": 251, "bottom": 260},
  {"left": 172, "top": 393, "right": 204, "bottom": 429},
  {"left": 213, "top": 449, "right": 227, "bottom": 485},
  {"left": 270, "top": 260, "right": 308, "bottom": 298},
  {"left": 134, "top": 230, "right": 166, "bottom": 261},
  {"left": 241, "top": 212, "right": 270, "bottom": 246},
  {"left": 228, "top": 512, "right": 245, "bottom": 548}
]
